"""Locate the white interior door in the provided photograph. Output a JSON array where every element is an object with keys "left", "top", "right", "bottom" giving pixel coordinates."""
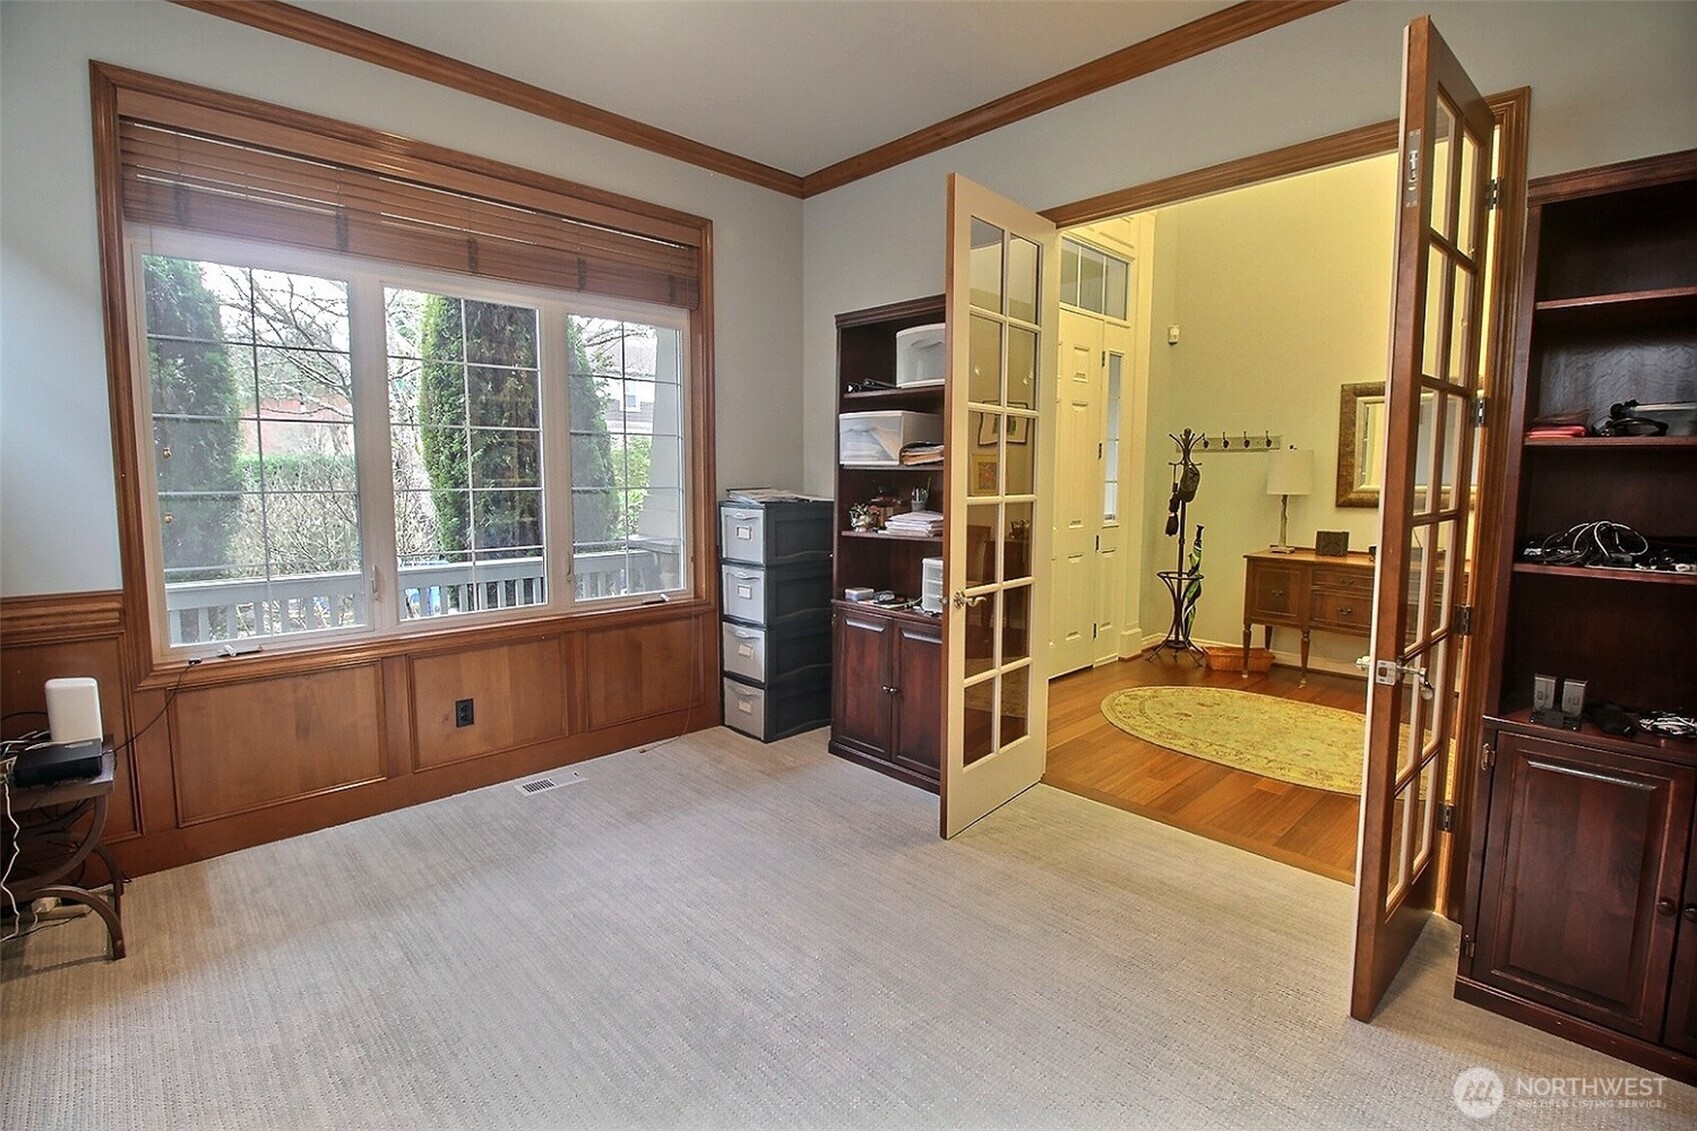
[
  {"left": 1050, "top": 317, "right": 1102, "bottom": 676},
  {"left": 943, "top": 174, "right": 1058, "bottom": 839}
]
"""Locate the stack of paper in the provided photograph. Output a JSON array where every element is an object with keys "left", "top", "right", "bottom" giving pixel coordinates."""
[{"left": 884, "top": 510, "right": 943, "bottom": 537}]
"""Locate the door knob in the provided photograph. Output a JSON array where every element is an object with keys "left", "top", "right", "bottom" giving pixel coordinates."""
[
  {"left": 952, "top": 591, "right": 987, "bottom": 609},
  {"left": 1656, "top": 898, "right": 1677, "bottom": 917}
]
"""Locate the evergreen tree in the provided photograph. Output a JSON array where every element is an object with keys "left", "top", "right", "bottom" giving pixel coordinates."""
[
  {"left": 418, "top": 298, "right": 618, "bottom": 560},
  {"left": 145, "top": 257, "right": 242, "bottom": 581}
]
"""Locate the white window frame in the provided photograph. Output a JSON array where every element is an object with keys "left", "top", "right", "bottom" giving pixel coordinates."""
[{"left": 126, "top": 227, "right": 693, "bottom": 661}]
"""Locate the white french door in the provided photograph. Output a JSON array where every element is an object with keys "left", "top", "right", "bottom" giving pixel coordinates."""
[{"left": 941, "top": 174, "right": 1058, "bottom": 838}]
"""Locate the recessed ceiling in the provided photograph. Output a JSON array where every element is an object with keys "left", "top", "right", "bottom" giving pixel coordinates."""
[{"left": 295, "top": 1, "right": 1236, "bottom": 176}]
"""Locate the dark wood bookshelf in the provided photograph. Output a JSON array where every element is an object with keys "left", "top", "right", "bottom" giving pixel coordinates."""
[
  {"left": 1461, "top": 148, "right": 1697, "bottom": 1085},
  {"left": 1522, "top": 435, "right": 1697, "bottom": 449},
  {"left": 840, "top": 529, "right": 942, "bottom": 544},
  {"left": 829, "top": 296, "right": 947, "bottom": 790},
  {"left": 1510, "top": 561, "right": 1697, "bottom": 587}
]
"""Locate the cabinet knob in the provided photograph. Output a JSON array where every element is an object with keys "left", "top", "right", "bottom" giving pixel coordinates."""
[
  {"left": 1684, "top": 904, "right": 1697, "bottom": 924},
  {"left": 1339, "top": 606, "right": 1353, "bottom": 616},
  {"left": 882, "top": 685, "right": 899, "bottom": 695},
  {"left": 1270, "top": 589, "right": 1285, "bottom": 598},
  {"left": 1656, "top": 898, "right": 1677, "bottom": 917}
]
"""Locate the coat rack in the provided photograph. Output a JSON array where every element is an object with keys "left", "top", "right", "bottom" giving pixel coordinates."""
[
  {"left": 1177, "top": 430, "right": 1283, "bottom": 453},
  {"left": 1149, "top": 428, "right": 1207, "bottom": 666}
]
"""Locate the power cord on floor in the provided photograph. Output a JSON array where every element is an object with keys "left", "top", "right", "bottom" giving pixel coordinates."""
[{"left": 1, "top": 750, "right": 21, "bottom": 945}]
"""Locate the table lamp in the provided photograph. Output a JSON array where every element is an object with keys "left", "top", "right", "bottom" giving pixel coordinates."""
[{"left": 1265, "top": 447, "right": 1313, "bottom": 554}]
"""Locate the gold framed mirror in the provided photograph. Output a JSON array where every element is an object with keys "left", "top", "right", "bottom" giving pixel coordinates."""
[{"left": 1337, "top": 382, "right": 1385, "bottom": 507}]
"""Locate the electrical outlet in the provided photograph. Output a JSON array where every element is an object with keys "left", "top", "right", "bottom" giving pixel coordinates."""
[{"left": 454, "top": 698, "right": 475, "bottom": 728}]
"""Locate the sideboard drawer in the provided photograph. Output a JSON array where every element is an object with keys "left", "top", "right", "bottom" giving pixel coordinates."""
[
  {"left": 1312, "top": 590, "right": 1371, "bottom": 633},
  {"left": 1314, "top": 568, "right": 1375, "bottom": 596}
]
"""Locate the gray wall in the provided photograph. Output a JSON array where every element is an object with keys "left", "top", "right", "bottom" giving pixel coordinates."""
[
  {"left": 0, "top": 0, "right": 805, "bottom": 596},
  {"left": 799, "top": 1, "right": 1697, "bottom": 496}
]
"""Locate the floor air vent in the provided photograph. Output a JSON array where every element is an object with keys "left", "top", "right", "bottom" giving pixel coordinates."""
[{"left": 514, "top": 773, "right": 583, "bottom": 796}]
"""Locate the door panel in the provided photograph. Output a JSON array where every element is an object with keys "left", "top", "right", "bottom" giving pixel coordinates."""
[
  {"left": 943, "top": 175, "right": 1057, "bottom": 838},
  {"left": 892, "top": 619, "right": 944, "bottom": 777},
  {"left": 1352, "top": 15, "right": 1498, "bottom": 1020},
  {"left": 1473, "top": 734, "right": 1692, "bottom": 1041},
  {"left": 1051, "top": 322, "right": 1099, "bottom": 675},
  {"left": 1664, "top": 824, "right": 1697, "bottom": 1055},
  {"left": 832, "top": 607, "right": 892, "bottom": 758}
]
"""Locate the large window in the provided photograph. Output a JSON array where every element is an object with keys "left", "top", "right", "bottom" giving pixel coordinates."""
[
  {"left": 139, "top": 240, "right": 691, "bottom": 650},
  {"left": 96, "top": 67, "right": 710, "bottom": 662}
]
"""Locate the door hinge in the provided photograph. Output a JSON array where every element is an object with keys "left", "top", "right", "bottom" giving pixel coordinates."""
[
  {"left": 1487, "top": 177, "right": 1502, "bottom": 211},
  {"left": 1095, "top": 534, "right": 1100, "bottom": 551},
  {"left": 1093, "top": 624, "right": 1099, "bottom": 639},
  {"left": 1472, "top": 395, "right": 1488, "bottom": 427},
  {"left": 1481, "top": 741, "right": 1495, "bottom": 772},
  {"left": 1101, "top": 350, "right": 1107, "bottom": 366},
  {"left": 1439, "top": 802, "right": 1456, "bottom": 832},
  {"left": 1455, "top": 605, "right": 1473, "bottom": 636},
  {"left": 1462, "top": 934, "right": 1476, "bottom": 960},
  {"left": 1098, "top": 442, "right": 1104, "bottom": 459}
]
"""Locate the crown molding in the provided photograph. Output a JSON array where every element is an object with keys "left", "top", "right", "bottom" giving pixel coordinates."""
[
  {"left": 170, "top": 0, "right": 806, "bottom": 197},
  {"left": 800, "top": 1, "right": 1345, "bottom": 197},
  {"left": 174, "top": 0, "right": 1344, "bottom": 200}
]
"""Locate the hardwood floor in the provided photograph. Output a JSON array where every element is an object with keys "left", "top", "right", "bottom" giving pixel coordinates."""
[{"left": 1044, "top": 654, "right": 1366, "bottom": 883}]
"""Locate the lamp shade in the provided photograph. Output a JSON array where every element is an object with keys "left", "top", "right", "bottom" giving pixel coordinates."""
[{"left": 1266, "top": 448, "right": 1314, "bottom": 496}]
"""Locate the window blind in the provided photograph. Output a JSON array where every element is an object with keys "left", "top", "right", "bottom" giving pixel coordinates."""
[{"left": 117, "top": 111, "right": 700, "bottom": 311}]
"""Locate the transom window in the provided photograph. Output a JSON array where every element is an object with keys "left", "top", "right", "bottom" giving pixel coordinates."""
[
  {"left": 137, "top": 236, "right": 690, "bottom": 652},
  {"left": 1060, "top": 237, "right": 1130, "bottom": 319}
]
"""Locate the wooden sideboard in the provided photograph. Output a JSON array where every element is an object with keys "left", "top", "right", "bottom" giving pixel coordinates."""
[{"left": 1241, "top": 549, "right": 1376, "bottom": 683}]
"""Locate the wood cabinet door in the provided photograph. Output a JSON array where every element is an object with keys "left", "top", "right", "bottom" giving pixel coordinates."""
[
  {"left": 1473, "top": 732, "right": 1694, "bottom": 1041},
  {"left": 1247, "top": 562, "right": 1304, "bottom": 623},
  {"left": 891, "top": 619, "right": 943, "bottom": 779},
  {"left": 1662, "top": 826, "right": 1697, "bottom": 1055},
  {"left": 832, "top": 607, "right": 893, "bottom": 759}
]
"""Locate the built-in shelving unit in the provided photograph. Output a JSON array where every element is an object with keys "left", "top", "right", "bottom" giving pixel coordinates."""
[
  {"left": 1457, "top": 149, "right": 1697, "bottom": 1085},
  {"left": 828, "top": 295, "right": 947, "bottom": 791}
]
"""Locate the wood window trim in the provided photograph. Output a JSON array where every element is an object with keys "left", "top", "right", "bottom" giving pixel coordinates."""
[
  {"left": 1042, "top": 89, "right": 1531, "bottom": 924},
  {"left": 89, "top": 62, "right": 719, "bottom": 687}
]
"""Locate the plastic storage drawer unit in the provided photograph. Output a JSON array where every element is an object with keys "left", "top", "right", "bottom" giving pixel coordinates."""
[
  {"left": 719, "top": 499, "right": 832, "bottom": 566},
  {"left": 723, "top": 673, "right": 830, "bottom": 742},
  {"left": 721, "top": 561, "right": 832, "bottom": 627}
]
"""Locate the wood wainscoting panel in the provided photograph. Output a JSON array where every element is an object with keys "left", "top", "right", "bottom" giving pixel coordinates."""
[
  {"left": 580, "top": 615, "right": 702, "bottom": 730},
  {"left": 171, "top": 664, "right": 386, "bottom": 824},
  {"left": 410, "top": 637, "right": 568, "bottom": 770},
  {"left": 0, "top": 633, "right": 140, "bottom": 840}
]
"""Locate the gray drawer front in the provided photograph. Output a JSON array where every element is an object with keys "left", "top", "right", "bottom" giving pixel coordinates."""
[
  {"left": 722, "top": 565, "right": 768, "bottom": 624},
  {"left": 723, "top": 678, "right": 767, "bottom": 741},
  {"left": 721, "top": 621, "right": 767, "bottom": 683},
  {"left": 720, "top": 508, "right": 768, "bottom": 564}
]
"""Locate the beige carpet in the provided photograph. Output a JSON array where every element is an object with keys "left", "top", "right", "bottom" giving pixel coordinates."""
[
  {"left": 3, "top": 727, "right": 1690, "bottom": 1129},
  {"left": 1103, "top": 685, "right": 1366, "bottom": 794}
]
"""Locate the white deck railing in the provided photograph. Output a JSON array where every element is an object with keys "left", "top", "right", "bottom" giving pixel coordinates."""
[{"left": 163, "top": 544, "right": 677, "bottom": 645}]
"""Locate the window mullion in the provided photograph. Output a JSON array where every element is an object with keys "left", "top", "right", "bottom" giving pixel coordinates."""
[
  {"left": 350, "top": 274, "right": 396, "bottom": 633},
  {"left": 540, "top": 303, "right": 575, "bottom": 610}
]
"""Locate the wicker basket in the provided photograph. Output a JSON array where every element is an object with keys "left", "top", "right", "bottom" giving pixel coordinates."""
[{"left": 1202, "top": 645, "right": 1273, "bottom": 673}]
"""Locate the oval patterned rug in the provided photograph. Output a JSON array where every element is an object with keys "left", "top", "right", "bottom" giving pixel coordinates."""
[{"left": 1100, "top": 686, "right": 1365, "bottom": 795}]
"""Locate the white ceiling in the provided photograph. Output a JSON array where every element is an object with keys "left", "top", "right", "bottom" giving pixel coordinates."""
[{"left": 297, "top": 1, "right": 1235, "bottom": 175}]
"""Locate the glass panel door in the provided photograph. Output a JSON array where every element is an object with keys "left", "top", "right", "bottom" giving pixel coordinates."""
[
  {"left": 1351, "top": 16, "right": 1497, "bottom": 1020},
  {"left": 942, "top": 175, "right": 1058, "bottom": 838}
]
